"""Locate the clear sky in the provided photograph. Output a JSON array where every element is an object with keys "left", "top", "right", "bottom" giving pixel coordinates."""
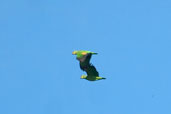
[{"left": 0, "top": 0, "right": 171, "bottom": 114}]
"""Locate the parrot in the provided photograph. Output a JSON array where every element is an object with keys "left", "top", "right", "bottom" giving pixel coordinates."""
[{"left": 72, "top": 50, "right": 106, "bottom": 81}]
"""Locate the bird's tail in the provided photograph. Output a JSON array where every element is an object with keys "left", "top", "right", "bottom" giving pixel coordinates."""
[
  {"left": 91, "top": 52, "right": 98, "bottom": 55},
  {"left": 96, "top": 77, "right": 106, "bottom": 80}
]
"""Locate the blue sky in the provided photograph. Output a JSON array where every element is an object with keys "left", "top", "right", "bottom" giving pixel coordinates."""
[{"left": 0, "top": 0, "right": 171, "bottom": 114}]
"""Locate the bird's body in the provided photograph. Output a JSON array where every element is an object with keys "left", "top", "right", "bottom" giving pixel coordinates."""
[
  {"left": 72, "top": 50, "right": 106, "bottom": 81},
  {"left": 73, "top": 50, "right": 97, "bottom": 62},
  {"left": 81, "top": 75, "right": 106, "bottom": 81}
]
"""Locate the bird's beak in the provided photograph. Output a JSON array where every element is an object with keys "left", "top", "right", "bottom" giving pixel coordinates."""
[{"left": 72, "top": 51, "right": 77, "bottom": 55}]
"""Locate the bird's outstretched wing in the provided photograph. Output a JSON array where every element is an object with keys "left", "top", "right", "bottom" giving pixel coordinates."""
[
  {"left": 77, "top": 52, "right": 99, "bottom": 77},
  {"left": 85, "top": 64, "right": 99, "bottom": 77},
  {"left": 79, "top": 53, "right": 92, "bottom": 71},
  {"left": 84, "top": 53, "right": 92, "bottom": 64}
]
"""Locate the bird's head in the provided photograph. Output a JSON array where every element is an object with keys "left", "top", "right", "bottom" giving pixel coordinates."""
[
  {"left": 80, "top": 75, "right": 87, "bottom": 79},
  {"left": 72, "top": 51, "right": 78, "bottom": 55}
]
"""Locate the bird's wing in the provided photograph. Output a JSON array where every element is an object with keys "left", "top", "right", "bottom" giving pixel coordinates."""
[
  {"left": 79, "top": 53, "right": 92, "bottom": 71},
  {"left": 84, "top": 53, "right": 92, "bottom": 63},
  {"left": 78, "top": 52, "right": 99, "bottom": 77},
  {"left": 85, "top": 64, "right": 99, "bottom": 77}
]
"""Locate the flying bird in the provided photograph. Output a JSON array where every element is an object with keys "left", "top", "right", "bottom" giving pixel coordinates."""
[{"left": 72, "top": 50, "right": 106, "bottom": 81}]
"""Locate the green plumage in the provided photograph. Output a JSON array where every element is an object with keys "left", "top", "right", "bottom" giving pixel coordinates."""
[{"left": 72, "top": 50, "right": 106, "bottom": 81}]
